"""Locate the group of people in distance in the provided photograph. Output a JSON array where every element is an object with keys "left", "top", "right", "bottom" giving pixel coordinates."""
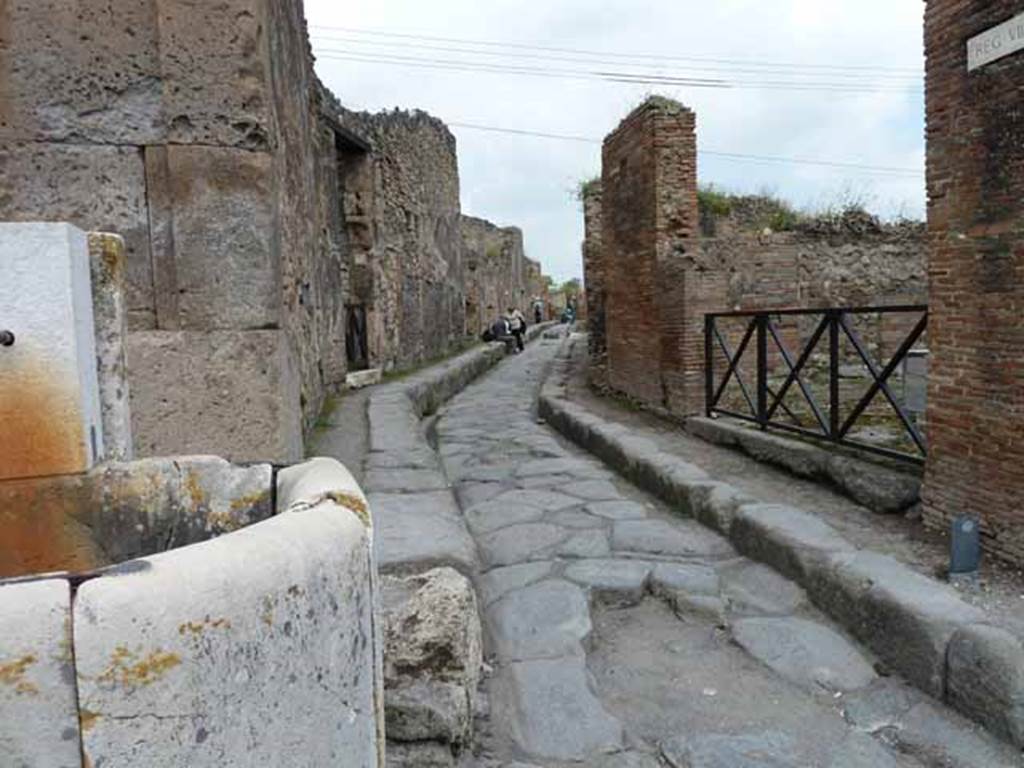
[{"left": 481, "top": 298, "right": 547, "bottom": 354}]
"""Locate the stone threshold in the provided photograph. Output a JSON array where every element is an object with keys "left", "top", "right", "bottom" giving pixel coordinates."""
[{"left": 538, "top": 340, "right": 1024, "bottom": 753}]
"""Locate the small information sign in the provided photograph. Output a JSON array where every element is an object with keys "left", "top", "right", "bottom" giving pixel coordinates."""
[{"left": 967, "top": 12, "right": 1024, "bottom": 71}]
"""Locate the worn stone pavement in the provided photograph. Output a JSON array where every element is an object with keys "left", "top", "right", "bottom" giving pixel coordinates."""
[{"left": 428, "top": 335, "right": 1019, "bottom": 768}]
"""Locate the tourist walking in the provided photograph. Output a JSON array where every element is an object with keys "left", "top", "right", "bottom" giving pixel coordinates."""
[{"left": 507, "top": 307, "right": 526, "bottom": 353}]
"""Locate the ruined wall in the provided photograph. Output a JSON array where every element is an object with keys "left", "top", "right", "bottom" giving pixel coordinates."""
[
  {"left": 922, "top": 0, "right": 1024, "bottom": 565},
  {"left": 602, "top": 97, "right": 705, "bottom": 413},
  {"left": 581, "top": 184, "right": 606, "bottom": 358},
  {"left": 336, "top": 108, "right": 465, "bottom": 371},
  {"left": 0, "top": 0, "right": 336, "bottom": 461},
  {"left": 461, "top": 216, "right": 529, "bottom": 333},
  {"left": 594, "top": 95, "right": 928, "bottom": 417}
]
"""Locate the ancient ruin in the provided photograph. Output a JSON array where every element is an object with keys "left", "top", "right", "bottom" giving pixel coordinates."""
[
  {"left": 0, "top": 0, "right": 551, "bottom": 464},
  {"left": 2, "top": 0, "right": 1024, "bottom": 766}
]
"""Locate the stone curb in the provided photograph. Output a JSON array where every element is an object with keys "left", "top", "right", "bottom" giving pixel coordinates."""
[
  {"left": 686, "top": 416, "right": 921, "bottom": 515},
  {"left": 537, "top": 344, "right": 1024, "bottom": 749}
]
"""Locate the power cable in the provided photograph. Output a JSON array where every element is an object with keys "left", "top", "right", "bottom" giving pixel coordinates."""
[
  {"left": 309, "top": 33, "right": 923, "bottom": 84},
  {"left": 308, "top": 24, "right": 922, "bottom": 75},
  {"left": 442, "top": 121, "right": 924, "bottom": 177},
  {"left": 314, "top": 50, "right": 920, "bottom": 95}
]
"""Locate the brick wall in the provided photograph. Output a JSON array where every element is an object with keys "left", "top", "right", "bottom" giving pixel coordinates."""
[
  {"left": 922, "top": 0, "right": 1024, "bottom": 565},
  {"left": 602, "top": 97, "right": 703, "bottom": 412},
  {"left": 582, "top": 184, "right": 606, "bottom": 358}
]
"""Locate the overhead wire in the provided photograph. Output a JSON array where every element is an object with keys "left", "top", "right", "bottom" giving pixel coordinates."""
[
  {"left": 442, "top": 121, "right": 923, "bottom": 178},
  {"left": 307, "top": 24, "right": 922, "bottom": 76},
  {"left": 314, "top": 50, "right": 921, "bottom": 95},
  {"left": 309, "top": 33, "right": 922, "bottom": 84}
]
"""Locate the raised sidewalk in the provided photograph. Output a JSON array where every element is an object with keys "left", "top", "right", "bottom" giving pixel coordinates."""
[{"left": 539, "top": 336, "right": 1024, "bottom": 752}]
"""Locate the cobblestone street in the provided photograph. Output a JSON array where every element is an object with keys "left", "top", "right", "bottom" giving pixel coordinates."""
[{"left": 426, "top": 335, "right": 1020, "bottom": 768}]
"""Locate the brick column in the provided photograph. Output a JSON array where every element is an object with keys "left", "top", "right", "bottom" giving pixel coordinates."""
[
  {"left": 581, "top": 183, "right": 606, "bottom": 358},
  {"left": 923, "top": 1, "right": 1024, "bottom": 564},
  {"left": 602, "top": 97, "right": 719, "bottom": 414}
]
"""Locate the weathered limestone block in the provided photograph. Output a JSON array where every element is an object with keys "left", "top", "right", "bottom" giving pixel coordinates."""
[
  {"left": 75, "top": 497, "right": 380, "bottom": 767},
  {"left": 0, "top": 578, "right": 80, "bottom": 768},
  {"left": 0, "top": 0, "right": 274, "bottom": 150},
  {"left": 88, "top": 232, "right": 133, "bottom": 461},
  {"left": 946, "top": 624, "right": 1024, "bottom": 748},
  {"left": 162, "top": 145, "right": 279, "bottom": 330},
  {"left": 127, "top": 330, "right": 303, "bottom": 463},
  {"left": 0, "top": 142, "right": 155, "bottom": 328},
  {"left": 381, "top": 568, "right": 482, "bottom": 750},
  {"left": 155, "top": 0, "right": 274, "bottom": 149},
  {"left": 0, "top": 223, "right": 104, "bottom": 480},
  {"left": 0, "top": 0, "right": 163, "bottom": 145}
]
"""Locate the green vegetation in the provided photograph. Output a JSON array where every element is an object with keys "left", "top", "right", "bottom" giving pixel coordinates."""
[
  {"left": 697, "top": 184, "right": 734, "bottom": 217},
  {"left": 576, "top": 176, "right": 601, "bottom": 201}
]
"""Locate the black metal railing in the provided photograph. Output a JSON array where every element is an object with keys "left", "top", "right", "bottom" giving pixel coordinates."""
[{"left": 704, "top": 305, "right": 928, "bottom": 463}]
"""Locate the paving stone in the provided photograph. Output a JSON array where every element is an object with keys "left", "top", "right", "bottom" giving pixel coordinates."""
[
  {"left": 518, "top": 473, "right": 575, "bottom": 489},
  {"left": 491, "top": 488, "right": 581, "bottom": 513},
  {"left": 612, "top": 519, "right": 735, "bottom": 559},
  {"left": 364, "top": 468, "right": 449, "bottom": 493},
  {"left": 650, "top": 563, "right": 720, "bottom": 597},
  {"left": 456, "top": 464, "right": 517, "bottom": 483},
  {"left": 455, "top": 482, "right": 506, "bottom": 509},
  {"left": 562, "top": 479, "right": 622, "bottom": 501},
  {"left": 465, "top": 498, "right": 546, "bottom": 535},
  {"left": 563, "top": 559, "right": 652, "bottom": 603},
  {"left": 478, "top": 524, "right": 568, "bottom": 567},
  {"left": 371, "top": 491, "right": 479, "bottom": 576},
  {"left": 719, "top": 561, "right": 807, "bottom": 616},
  {"left": 493, "top": 657, "right": 624, "bottom": 761},
  {"left": 586, "top": 500, "right": 648, "bottom": 520},
  {"left": 479, "top": 562, "right": 555, "bottom": 607},
  {"left": 732, "top": 617, "right": 877, "bottom": 693},
  {"left": 893, "top": 698, "right": 1022, "bottom": 767},
  {"left": 487, "top": 580, "right": 591, "bottom": 661},
  {"left": 827, "top": 732, "right": 898, "bottom": 768},
  {"left": 660, "top": 731, "right": 796, "bottom": 768},
  {"left": 556, "top": 529, "right": 612, "bottom": 559},
  {"left": 516, "top": 458, "right": 609, "bottom": 479},
  {"left": 548, "top": 509, "right": 608, "bottom": 529}
]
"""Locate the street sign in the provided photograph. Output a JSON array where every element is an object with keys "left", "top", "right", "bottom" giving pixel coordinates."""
[{"left": 967, "top": 12, "right": 1024, "bottom": 71}]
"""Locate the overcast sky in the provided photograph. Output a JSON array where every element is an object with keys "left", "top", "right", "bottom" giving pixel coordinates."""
[{"left": 305, "top": 1, "right": 926, "bottom": 284}]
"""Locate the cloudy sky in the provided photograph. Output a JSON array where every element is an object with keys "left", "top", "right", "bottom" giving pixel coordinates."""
[{"left": 305, "top": 1, "right": 926, "bottom": 283}]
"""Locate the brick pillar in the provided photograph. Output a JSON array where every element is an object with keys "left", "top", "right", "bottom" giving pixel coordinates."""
[
  {"left": 602, "top": 97, "right": 717, "bottom": 414},
  {"left": 922, "top": 1, "right": 1024, "bottom": 564},
  {"left": 582, "top": 183, "right": 606, "bottom": 358}
]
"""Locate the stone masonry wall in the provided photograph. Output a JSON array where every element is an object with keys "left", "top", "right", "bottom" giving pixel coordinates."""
[
  {"left": 461, "top": 215, "right": 532, "bottom": 334},
  {"left": 922, "top": 0, "right": 1024, "bottom": 565},
  {"left": 0, "top": 0, "right": 549, "bottom": 461},
  {"left": 0, "top": 0, "right": 325, "bottom": 462},
  {"left": 336, "top": 108, "right": 466, "bottom": 371}
]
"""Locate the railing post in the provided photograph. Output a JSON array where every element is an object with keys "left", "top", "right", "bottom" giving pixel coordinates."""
[
  {"left": 756, "top": 314, "right": 768, "bottom": 429},
  {"left": 704, "top": 314, "right": 714, "bottom": 416},
  {"left": 829, "top": 310, "right": 840, "bottom": 441}
]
